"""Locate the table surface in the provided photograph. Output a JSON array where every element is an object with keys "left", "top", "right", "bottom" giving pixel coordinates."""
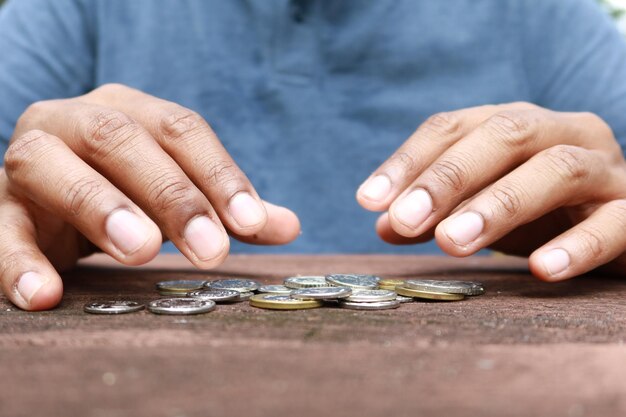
[{"left": 0, "top": 254, "right": 625, "bottom": 417}]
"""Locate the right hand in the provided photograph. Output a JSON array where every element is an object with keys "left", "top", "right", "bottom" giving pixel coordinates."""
[{"left": 0, "top": 84, "right": 300, "bottom": 311}]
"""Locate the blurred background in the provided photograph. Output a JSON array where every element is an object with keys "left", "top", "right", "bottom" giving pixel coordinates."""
[{"left": 0, "top": 0, "right": 625, "bottom": 31}]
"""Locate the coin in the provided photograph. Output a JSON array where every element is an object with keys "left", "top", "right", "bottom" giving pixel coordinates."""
[
  {"left": 283, "top": 276, "right": 331, "bottom": 289},
  {"left": 187, "top": 289, "right": 240, "bottom": 302},
  {"left": 378, "top": 279, "right": 406, "bottom": 288},
  {"left": 258, "top": 285, "right": 293, "bottom": 294},
  {"left": 339, "top": 299, "right": 401, "bottom": 310},
  {"left": 156, "top": 280, "right": 206, "bottom": 293},
  {"left": 396, "top": 295, "right": 414, "bottom": 303},
  {"left": 238, "top": 291, "right": 254, "bottom": 301},
  {"left": 84, "top": 301, "right": 145, "bottom": 315},
  {"left": 404, "top": 279, "right": 484, "bottom": 295},
  {"left": 325, "top": 274, "right": 380, "bottom": 289},
  {"left": 345, "top": 289, "right": 397, "bottom": 303},
  {"left": 205, "top": 279, "right": 260, "bottom": 293},
  {"left": 395, "top": 285, "right": 465, "bottom": 301},
  {"left": 249, "top": 294, "right": 323, "bottom": 310},
  {"left": 291, "top": 286, "right": 352, "bottom": 300},
  {"left": 147, "top": 298, "right": 216, "bottom": 315}
]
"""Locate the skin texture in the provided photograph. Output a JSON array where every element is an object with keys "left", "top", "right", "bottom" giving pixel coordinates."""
[
  {"left": 2, "top": 88, "right": 626, "bottom": 311},
  {"left": 0, "top": 84, "right": 301, "bottom": 311},
  {"left": 357, "top": 102, "right": 626, "bottom": 282}
]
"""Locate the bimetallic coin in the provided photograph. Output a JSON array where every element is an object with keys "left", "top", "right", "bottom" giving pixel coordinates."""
[
  {"left": 345, "top": 289, "right": 397, "bottom": 303},
  {"left": 205, "top": 279, "right": 260, "bottom": 293},
  {"left": 325, "top": 274, "right": 380, "bottom": 289},
  {"left": 156, "top": 280, "right": 206, "bottom": 293},
  {"left": 187, "top": 289, "right": 240, "bottom": 302},
  {"left": 291, "top": 286, "right": 352, "bottom": 300},
  {"left": 148, "top": 298, "right": 216, "bottom": 315},
  {"left": 284, "top": 276, "right": 331, "bottom": 289},
  {"left": 339, "top": 299, "right": 401, "bottom": 310},
  {"left": 405, "top": 279, "right": 484, "bottom": 296},
  {"left": 84, "top": 301, "right": 144, "bottom": 315},
  {"left": 396, "top": 295, "right": 414, "bottom": 303},
  {"left": 258, "top": 285, "right": 293, "bottom": 294},
  {"left": 396, "top": 286, "right": 465, "bottom": 301},
  {"left": 378, "top": 279, "right": 406, "bottom": 288},
  {"left": 237, "top": 291, "right": 254, "bottom": 301},
  {"left": 249, "top": 294, "right": 323, "bottom": 310}
]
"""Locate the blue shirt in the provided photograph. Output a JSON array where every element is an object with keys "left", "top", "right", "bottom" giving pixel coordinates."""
[{"left": 1, "top": 0, "right": 626, "bottom": 254}]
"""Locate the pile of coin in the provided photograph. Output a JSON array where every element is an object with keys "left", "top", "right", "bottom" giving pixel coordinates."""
[{"left": 83, "top": 275, "right": 484, "bottom": 315}]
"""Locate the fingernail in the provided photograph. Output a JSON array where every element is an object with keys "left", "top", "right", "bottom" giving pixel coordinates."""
[
  {"left": 443, "top": 211, "right": 484, "bottom": 246},
  {"left": 184, "top": 216, "right": 225, "bottom": 261},
  {"left": 360, "top": 175, "right": 392, "bottom": 202},
  {"left": 393, "top": 189, "right": 433, "bottom": 229},
  {"left": 17, "top": 272, "right": 48, "bottom": 304},
  {"left": 106, "top": 209, "right": 153, "bottom": 255},
  {"left": 228, "top": 193, "right": 266, "bottom": 228},
  {"left": 540, "top": 249, "right": 570, "bottom": 277}
]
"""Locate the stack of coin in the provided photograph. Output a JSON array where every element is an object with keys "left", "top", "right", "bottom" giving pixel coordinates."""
[{"left": 83, "top": 275, "right": 486, "bottom": 315}]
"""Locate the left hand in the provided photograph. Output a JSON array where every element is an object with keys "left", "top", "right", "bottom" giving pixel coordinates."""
[{"left": 357, "top": 102, "right": 626, "bottom": 281}]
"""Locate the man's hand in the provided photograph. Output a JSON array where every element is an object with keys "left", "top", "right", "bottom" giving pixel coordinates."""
[
  {"left": 357, "top": 102, "right": 626, "bottom": 281},
  {"left": 0, "top": 84, "right": 300, "bottom": 310}
]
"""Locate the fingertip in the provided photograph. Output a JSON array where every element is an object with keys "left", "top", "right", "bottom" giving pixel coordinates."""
[
  {"left": 106, "top": 209, "right": 163, "bottom": 266},
  {"left": 356, "top": 175, "right": 393, "bottom": 212},
  {"left": 227, "top": 192, "right": 268, "bottom": 236},
  {"left": 529, "top": 249, "right": 572, "bottom": 282},
  {"left": 263, "top": 201, "right": 301, "bottom": 244},
  {"left": 12, "top": 271, "right": 63, "bottom": 311}
]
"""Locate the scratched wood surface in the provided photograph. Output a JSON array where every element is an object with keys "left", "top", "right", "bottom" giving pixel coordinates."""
[{"left": 1, "top": 254, "right": 624, "bottom": 417}]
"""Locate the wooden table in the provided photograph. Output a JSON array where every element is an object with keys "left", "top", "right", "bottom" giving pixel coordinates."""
[{"left": 1, "top": 254, "right": 625, "bottom": 417}]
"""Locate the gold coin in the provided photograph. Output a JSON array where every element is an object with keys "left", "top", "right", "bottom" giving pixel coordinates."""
[
  {"left": 395, "top": 286, "right": 465, "bottom": 301},
  {"left": 378, "top": 285, "right": 400, "bottom": 291},
  {"left": 378, "top": 279, "right": 406, "bottom": 287},
  {"left": 249, "top": 294, "right": 323, "bottom": 310}
]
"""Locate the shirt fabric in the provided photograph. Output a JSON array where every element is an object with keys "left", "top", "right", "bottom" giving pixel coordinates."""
[{"left": 1, "top": 0, "right": 626, "bottom": 254}]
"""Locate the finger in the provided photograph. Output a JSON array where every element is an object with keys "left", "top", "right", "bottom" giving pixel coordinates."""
[
  {"left": 4, "top": 130, "right": 162, "bottom": 265},
  {"left": 357, "top": 105, "right": 500, "bottom": 211},
  {"left": 19, "top": 101, "right": 231, "bottom": 267},
  {"left": 0, "top": 192, "right": 63, "bottom": 311},
  {"left": 85, "top": 84, "right": 275, "bottom": 235},
  {"left": 388, "top": 107, "right": 618, "bottom": 237},
  {"left": 231, "top": 201, "right": 301, "bottom": 245},
  {"left": 529, "top": 199, "right": 626, "bottom": 281},
  {"left": 434, "top": 145, "right": 621, "bottom": 256},
  {"left": 375, "top": 212, "right": 434, "bottom": 245}
]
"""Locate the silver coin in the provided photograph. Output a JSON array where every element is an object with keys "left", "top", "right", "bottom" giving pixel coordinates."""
[
  {"left": 84, "top": 301, "right": 144, "bottom": 315},
  {"left": 156, "top": 280, "right": 206, "bottom": 292},
  {"left": 205, "top": 279, "right": 260, "bottom": 292},
  {"left": 237, "top": 291, "right": 254, "bottom": 301},
  {"left": 325, "top": 274, "right": 380, "bottom": 289},
  {"left": 339, "top": 299, "right": 401, "bottom": 310},
  {"left": 396, "top": 294, "right": 414, "bottom": 303},
  {"left": 258, "top": 285, "right": 293, "bottom": 294},
  {"left": 187, "top": 289, "right": 240, "bottom": 302},
  {"left": 345, "top": 289, "right": 397, "bottom": 303},
  {"left": 291, "top": 286, "right": 352, "bottom": 300},
  {"left": 147, "top": 298, "right": 216, "bottom": 315},
  {"left": 405, "top": 279, "right": 485, "bottom": 295},
  {"left": 284, "top": 276, "right": 331, "bottom": 289}
]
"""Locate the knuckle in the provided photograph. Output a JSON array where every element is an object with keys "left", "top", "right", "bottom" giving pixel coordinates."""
[
  {"left": 91, "top": 83, "right": 129, "bottom": 97},
  {"left": 576, "top": 227, "right": 606, "bottom": 258},
  {"left": 201, "top": 157, "right": 239, "bottom": 189},
  {"left": 488, "top": 182, "right": 525, "bottom": 217},
  {"left": 0, "top": 248, "right": 39, "bottom": 281},
  {"left": 484, "top": 111, "right": 536, "bottom": 148},
  {"left": 543, "top": 145, "right": 591, "bottom": 182},
  {"left": 146, "top": 173, "right": 198, "bottom": 213},
  {"left": 83, "top": 110, "right": 142, "bottom": 156},
  {"left": 428, "top": 155, "right": 471, "bottom": 192},
  {"left": 160, "top": 108, "right": 208, "bottom": 142},
  {"left": 387, "top": 151, "right": 417, "bottom": 174},
  {"left": 62, "top": 176, "right": 105, "bottom": 217},
  {"left": 606, "top": 199, "right": 626, "bottom": 225},
  {"left": 420, "top": 112, "right": 461, "bottom": 138},
  {"left": 4, "top": 130, "right": 51, "bottom": 173}
]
